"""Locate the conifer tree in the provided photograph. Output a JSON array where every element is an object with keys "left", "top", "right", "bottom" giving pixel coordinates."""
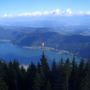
[
  {"left": 69, "top": 57, "right": 78, "bottom": 90},
  {"left": 19, "top": 66, "right": 26, "bottom": 90},
  {"left": 46, "top": 81, "right": 52, "bottom": 90},
  {"left": 52, "top": 58, "right": 64, "bottom": 90},
  {"left": 51, "top": 60, "right": 57, "bottom": 73},
  {"left": 80, "top": 60, "right": 90, "bottom": 90},
  {"left": 40, "top": 52, "right": 49, "bottom": 78},
  {"left": 27, "top": 62, "right": 36, "bottom": 90},
  {"left": 8, "top": 61, "right": 19, "bottom": 90},
  {"left": 33, "top": 71, "right": 43, "bottom": 90},
  {"left": 77, "top": 59, "right": 85, "bottom": 90},
  {"left": 0, "top": 78, "right": 8, "bottom": 90},
  {"left": 63, "top": 58, "right": 71, "bottom": 90}
]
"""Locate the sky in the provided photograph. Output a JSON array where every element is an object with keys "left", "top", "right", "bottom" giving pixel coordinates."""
[{"left": 0, "top": 0, "right": 90, "bottom": 17}]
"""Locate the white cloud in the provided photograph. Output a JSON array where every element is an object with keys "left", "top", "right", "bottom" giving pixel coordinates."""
[
  {"left": 17, "top": 11, "right": 43, "bottom": 17},
  {"left": 3, "top": 14, "right": 8, "bottom": 17},
  {"left": 78, "top": 11, "right": 85, "bottom": 16},
  {"left": 1, "top": 14, "right": 13, "bottom": 18},
  {"left": 0, "top": 9, "right": 90, "bottom": 18},
  {"left": 42, "top": 11, "right": 50, "bottom": 15},
  {"left": 86, "top": 11, "right": 90, "bottom": 15},
  {"left": 64, "top": 8, "right": 72, "bottom": 16},
  {"left": 77, "top": 11, "right": 90, "bottom": 16},
  {"left": 51, "top": 9, "right": 62, "bottom": 16}
]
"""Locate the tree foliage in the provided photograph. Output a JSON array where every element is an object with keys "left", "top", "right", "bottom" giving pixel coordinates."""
[{"left": 0, "top": 53, "right": 89, "bottom": 90}]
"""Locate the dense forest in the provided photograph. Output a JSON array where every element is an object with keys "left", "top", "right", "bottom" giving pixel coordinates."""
[{"left": 0, "top": 52, "right": 90, "bottom": 90}]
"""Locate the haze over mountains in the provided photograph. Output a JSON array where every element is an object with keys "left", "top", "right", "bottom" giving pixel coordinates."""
[
  {"left": 0, "top": 15, "right": 90, "bottom": 59},
  {"left": 0, "top": 15, "right": 90, "bottom": 26},
  {"left": 0, "top": 16, "right": 90, "bottom": 59}
]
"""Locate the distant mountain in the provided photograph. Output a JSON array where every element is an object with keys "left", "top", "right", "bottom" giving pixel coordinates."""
[
  {"left": 0, "top": 24, "right": 90, "bottom": 37},
  {"left": 13, "top": 30, "right": 90, "bottom": 59},
  {"left": 0, "top": 26, "right": 90, "bottom": 58}
]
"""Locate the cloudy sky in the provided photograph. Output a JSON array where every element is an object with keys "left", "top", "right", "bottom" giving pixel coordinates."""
[{"left": 0, "top": 0, "right": 90, "bottom": 18}]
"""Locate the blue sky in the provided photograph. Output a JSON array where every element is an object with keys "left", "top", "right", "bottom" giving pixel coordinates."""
[{"left": 0, "top": 0, "right": 90, "bottom": 17}]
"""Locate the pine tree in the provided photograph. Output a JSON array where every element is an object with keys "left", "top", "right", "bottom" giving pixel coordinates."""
[
  {"left": 40, "top": 52, "right": 50, "bottom": 90},
  {"left": 7, "top": 61, "right": 20, "bottom": 90},
  {"left": 51, "top": 60, "right": 57, "bottom": 90},
  {"left": 33, "top": 71, "right": 43, "bottom": 90},
  {"left": 51, "top": 60, "right": 57, "bottom": 73},
  {"left": 69, "top": 57, "right": 78, "bottom": 90},
  {"left": 63, "top": 58, "right": 71, "bottom": 90},
  {"left": 27, "top": 62, "right": 36, "bottom": 90},
  {"left": 77, "top": 59, "right": 85, "bottom": 90},
  {"left": 0, "top": 78, "right": 8, "bottom": 90},
  {"left": 40, "top": 52, "right": 49, "bottom": 78},
  {"left": 80, "top": 60, "right": 90, "bottom": 90},
  {"left": 46, "top": 81, "right": 52, "bottom": 90},
  {"left": 19, "top": 66, "right": 26, "bottom": 90},
  {"left": 52, "top": 59, "right": 64, "bottom": 90},
  {"left": 37, "top": 62, "right": 41, "bottom": 73}
]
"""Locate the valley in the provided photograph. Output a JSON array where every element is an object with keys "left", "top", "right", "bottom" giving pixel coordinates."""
[{"left": 0, "top": 26, "right": 90, "bottom": 59}]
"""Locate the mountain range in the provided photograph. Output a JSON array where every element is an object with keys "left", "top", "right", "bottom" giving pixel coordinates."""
[{"left": 0, "top": 25, "right": 90, "bottom": 58}]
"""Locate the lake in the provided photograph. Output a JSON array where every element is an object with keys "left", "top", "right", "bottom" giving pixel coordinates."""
[{"left": 0, "top": 42, "right": 80, "bottom": 64}]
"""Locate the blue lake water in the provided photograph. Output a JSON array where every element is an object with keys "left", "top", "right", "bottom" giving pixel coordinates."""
[{"left": 0, "top": 42, "right": 80, "bottom": 64}]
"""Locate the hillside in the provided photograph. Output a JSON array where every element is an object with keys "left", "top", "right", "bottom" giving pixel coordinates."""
[
  {"left": 0, "top": 26, "right": 90, "bottom": 58},
  {"left": 13, "top": 30, "right": 90, "bottom": 58}
]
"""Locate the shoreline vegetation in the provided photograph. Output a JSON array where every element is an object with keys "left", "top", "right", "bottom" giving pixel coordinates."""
[{"left": 0, "top": 52, "right": 90, "bottom": 90}]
